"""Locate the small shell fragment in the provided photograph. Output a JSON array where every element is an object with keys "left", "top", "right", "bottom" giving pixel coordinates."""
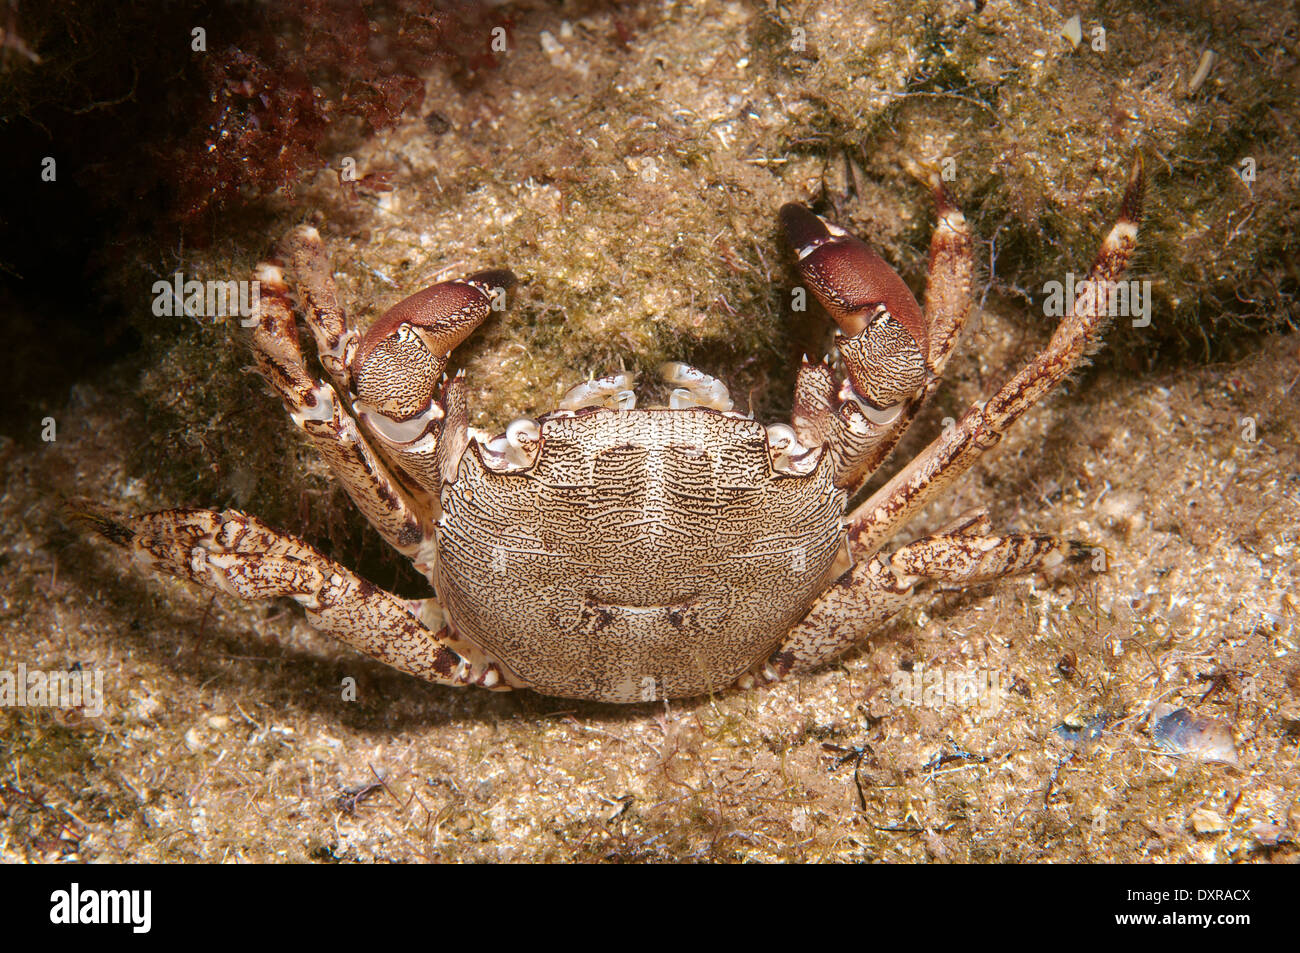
[
  {"left": 1249, "top": 822, "right": 1288, "bottom": 846},
  {"left": 1187, "top": 49, "right": 1216, "bottom": 95},
  {"left": 1151, "top": 704, "right": 1239, "bottom": 766},
  {"left": 1062, "top": 14, "right": 1083, "bottom": 49},
  {"left": 1190, "top": 808, "right": 1228, "bottom": 834},
  {"left": 1054, "top": 710, "right": 1112, "bottom": 747}
]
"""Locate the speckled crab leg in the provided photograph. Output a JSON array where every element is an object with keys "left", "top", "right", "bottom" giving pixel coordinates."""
[
  {"left": 68, "top": 503, "right": 510, "bottom": 691},
  {"left": 736, "top": 529, "right": 1089, "bottom": 685},
  {"left": 847, "top": 157, "right": 1145, "bottom": 559},
  {"left": 280, "top": 225, "right": 356, "bottom": 395},
  {"left": 830, "top": 177, "right": 976, "bottom": 489}
]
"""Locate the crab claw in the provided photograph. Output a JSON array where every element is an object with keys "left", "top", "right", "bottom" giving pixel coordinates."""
[
  {"left": 352, "top": 269, "right": 515, "bottom": 421},
  {"left": 780, "top": 204, "right": 928, "bottom": 409}
]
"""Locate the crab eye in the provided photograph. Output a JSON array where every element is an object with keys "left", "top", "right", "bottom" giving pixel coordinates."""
[
  {"left": 480, "top": 417, "right": 542, "bottom": 471},
  {"left": 506, "top": 418, "right": 541, "bottom": 453}
]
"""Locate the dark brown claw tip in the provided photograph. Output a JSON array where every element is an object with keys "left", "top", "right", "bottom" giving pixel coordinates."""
[
  {"left": 931, "top": 178, "right": 958, "bottom": 216},
  {"left": 63, "top": 500, "right": 135, "bottom": 548},
  {"left": 1119, "top": 152, "right": 1145, "bottom": 225},
  {"left": 1067, "top": 540, "right": 1103, "bottom": 566},
  {"left": 779, "top": 203, "right": 927, "bottom": 356},
  {"left": 779, "top": 203, "right": 830, "bottom": 253},
  {"left": 466, "top": 268, "right": 517, "bottom": 292}
]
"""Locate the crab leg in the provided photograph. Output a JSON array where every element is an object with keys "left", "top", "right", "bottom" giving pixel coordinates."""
[
  {"left": 919, "top": 179, "right": 975, "bottom": 379},
  {"left": 68, "top": 503, "right": 509, "bottom": 690},
  {"left": 829, "top": 179, "right": 976, "bottom": 487},
  {"left": 280, "top": 225, "right": 356, "bottom": 394},
  {"left": 736, "top": 530, "right": 1089, "bottom": 685},
  {"left": 847, "top": 157, "right": 1145, "bottom": 558}
]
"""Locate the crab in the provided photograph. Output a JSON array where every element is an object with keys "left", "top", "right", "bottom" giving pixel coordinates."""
[{"left": 74, "top": 159, "right": 1144, "bottom": 704}]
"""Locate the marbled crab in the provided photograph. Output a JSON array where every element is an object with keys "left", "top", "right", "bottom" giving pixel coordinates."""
[{"left": 76, "top": 161, "right": 1144, "bottom": 703}]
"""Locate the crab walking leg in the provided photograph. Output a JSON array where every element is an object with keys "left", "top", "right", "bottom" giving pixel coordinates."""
[
  {"left": 736, "top": 530, "right": 1088, "bottom": 685},
  {"left": 742, "top": 160, "right": 1145, "bottom": 687},
  {"left": 930, "top": 506, "right": 992, "bottom": 538},
  {"left": 250, "top": 263, "right": 432, "bottom": 558},
  {"left": 889, "top": 532, "right": 1087, "bottom": 584},
  {"left": 919, "top": 178, "right": 975, "bottom": 378},
  {"left": 279, "top": 225, "right": 355, "bottom": 395},
  {"left": 848, "top": 157, "right": 1145, "bottom": 559},
  {"left": 69, "top": 504, "right": 508, "bottom": 690}
]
